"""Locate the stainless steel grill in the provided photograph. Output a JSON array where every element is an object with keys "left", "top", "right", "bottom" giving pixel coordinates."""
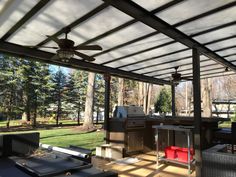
[
  {"left": 113, "top": 106, "right": 146, "bottom": 129},
  {"left": 110, "top": 106, "right": 146, "bottom": 154},
  {"left": 113, "top": 106, "right": 145, "bottom": 118}
]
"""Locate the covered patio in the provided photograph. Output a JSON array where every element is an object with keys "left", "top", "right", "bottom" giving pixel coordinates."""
[{"left": 0, "top": 0, "right": 236, "bottom": 176}]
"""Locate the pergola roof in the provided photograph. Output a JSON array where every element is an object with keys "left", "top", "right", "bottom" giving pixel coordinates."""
[{"left": 0, "top": 0, "right": 236, "bottom": 85}]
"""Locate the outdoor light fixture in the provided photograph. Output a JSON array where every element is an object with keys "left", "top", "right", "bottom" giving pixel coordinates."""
[{"left": 57, "top": 49, "right": 74, "bottom": 62}]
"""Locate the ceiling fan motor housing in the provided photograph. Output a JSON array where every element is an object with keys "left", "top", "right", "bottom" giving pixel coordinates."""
[
  {"left": 58, "top": 39, "right": 75, "bottom": 49},
  {"left": 172, "top": 73, "right": 181, "bottom": 80}
]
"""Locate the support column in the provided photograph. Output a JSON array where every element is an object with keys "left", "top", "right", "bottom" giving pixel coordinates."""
[
  {"left": 192, "top": 48, "right": 202, "bottom": 177},
  {"left": 104, "top": 74, "right": 111, "bottom": 144},
  {"left": 171, "top": 84, "right": 176, "bottom": 117}
]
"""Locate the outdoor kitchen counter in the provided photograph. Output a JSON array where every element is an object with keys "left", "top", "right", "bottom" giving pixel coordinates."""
[
  {"left": 144, "top": 116, "right": 229, "bottom": 151},
  {"left": 146, "top": 116, "right": 228, "bottom": 123}
]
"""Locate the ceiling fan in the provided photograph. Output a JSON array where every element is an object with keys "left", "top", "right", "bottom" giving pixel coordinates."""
[
  {"left": 30, "top": 27, "right": 102, "bottom": 62},
  {"left": 171, "top": 66, "right": 192, "bottom": 84}
]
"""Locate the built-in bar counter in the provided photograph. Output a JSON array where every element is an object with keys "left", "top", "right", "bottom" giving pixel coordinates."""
[{"left": 144, "top": 116, "right": 229, "bottom": 151}]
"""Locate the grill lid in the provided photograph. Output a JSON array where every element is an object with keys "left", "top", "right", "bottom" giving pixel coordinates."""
[{"left": 113, "top": 106, "right": 145, "bottom": 118}]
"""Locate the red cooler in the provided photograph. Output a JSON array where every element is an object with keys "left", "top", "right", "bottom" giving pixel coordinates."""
[
  {"left": 164, "top": 146, "right": 180, "bottom": 159},
  {"left": 176, "top": 148, "right": 194, "bottom": 163}
]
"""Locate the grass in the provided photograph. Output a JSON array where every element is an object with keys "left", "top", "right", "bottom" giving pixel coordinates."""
[
  {"left": 0, "top": 119, "right": 79, "bottom": 127},
  {"left": 0, "top": 119, "right": 103, "bottom": 127},
  {"left": 40, "top": 128, "right": 104, "bottom": 150},
  {"left": 219, "top": 121, "right": 232, "bottom": 128},
  {"left": 0, "top": 128, "right": 105, "bottom": 152}
]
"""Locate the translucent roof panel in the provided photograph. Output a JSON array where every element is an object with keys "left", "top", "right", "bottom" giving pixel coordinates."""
[
  {"left": 132, "top": 0, "right": 172, "bottom": 11},
  {"left": 123, "top": 50, "right": 192, "bottom": 72},
  {"left": 65, "top": 6, "right": 133, "bottom": 47},
  {"left": 207, "top": 38, "right": 236, "bottom": 51},
  {"left": 202, "top": 71, "right": 235, "bottom": 79},
  {"left": 177, "top": 6, "right": 236, "bottom": 36},
  {"left": 225, "top": 55, "right": 236, "bottom": 62},
  {"left": 201, "top": 68, "right": 228, "bottom": 76},
  {"left": 94, "top": 33, "right": 173, "bottom": 64},
  {"left": 8, "top": 0, "right": 103, "bottom": 45},
  {"left": 150, "top": 56, "right": 219, "bottom": 78},
  {"left": 0, "top": 0, "right": 39, "bottom": 38},
  {"left": 156, "top": 0, "right": 235, "bottom": 25},
  {"left": 194, "top": 25, "right": 236, "bottom": 44},
  {"left": 75, "top": 22, "right": 156, "bottom": 56},
  {"left": 217, "top": 48, "right": 236, "bottom": 56},
  {"left": 144, "top": 58, "right": 215, "bottom": 77},
  {"left": 105, "top": 42, "right": 188, "bottom": 68}
]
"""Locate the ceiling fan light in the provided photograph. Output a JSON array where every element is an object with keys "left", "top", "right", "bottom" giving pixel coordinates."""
[{"left": 57, "top": 50, "right": 74, "bottom": 59}]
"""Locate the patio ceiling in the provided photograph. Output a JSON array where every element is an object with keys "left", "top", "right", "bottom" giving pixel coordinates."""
[{"left": 0, "top": 0, "right": 236, "bottom": 85}]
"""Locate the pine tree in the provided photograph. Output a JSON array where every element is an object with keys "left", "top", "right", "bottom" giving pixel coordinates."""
[
  {"left": 51, "top": 68, "right": 67, "bottom": 126},
  {"left": 65, "top": 70, "right": 88, "bottom": 125},
  {"left": 94, "top": 74, "right": 104, "bottom": 124},
  {"left": 18, "top": 60, "right": 52, "bottom": 127},
  {"left": 34, "top": 64, "right": 54, "bottom": 121},
  {"left": 155, "top": 87, "right": 172, "bottom": 114},
  {"left": 0, "top": 55, "right": 23, "bottom": 128}
]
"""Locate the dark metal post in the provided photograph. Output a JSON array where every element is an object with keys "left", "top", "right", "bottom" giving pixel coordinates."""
[
  {"left": 192, "top": 48, "right": 202, "bottom": 177},
  {"left": 104, "top": 74, "right": 111, "bottom": 144},
  {"left": 171, "top": 84, "right": 176, "bottom": 117}
]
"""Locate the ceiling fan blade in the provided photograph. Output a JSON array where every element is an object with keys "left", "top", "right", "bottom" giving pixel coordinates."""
[
  {"left": 27, "top": 45, "right": 59, "bottom": 49},
  {"left": 182, "top": 77, "right": 193, "bottom": 81},
  {"left": 46, "top": 35, "right": 60, "bottom": 44},
  {"left": 74, "top": 45, "right": 102, "bottom": 51},
  {"left": 74, "top": 51, "right": 95, "bottom": 61}
]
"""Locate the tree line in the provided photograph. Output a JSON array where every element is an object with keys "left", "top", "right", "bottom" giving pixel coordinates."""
[{"left": 0, "top": 54, "right": 156, "bottom": 129}]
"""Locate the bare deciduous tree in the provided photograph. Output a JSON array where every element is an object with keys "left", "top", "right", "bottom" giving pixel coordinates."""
[
  {"left": 118, "top": 78, "right": 124, "bottom": 106},
  {"left": 201, "top": 78, "right": 212, "bottom": 117},
  {"left": 83, "top": 72, "right": 95, "bottom": 130}
]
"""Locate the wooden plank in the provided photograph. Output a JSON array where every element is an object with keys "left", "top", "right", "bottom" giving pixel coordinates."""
[{"left": 102, "top": 152, "right": 196, "bottom": 177}]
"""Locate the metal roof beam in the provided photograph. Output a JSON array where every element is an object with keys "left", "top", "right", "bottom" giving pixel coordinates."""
[
  {"left": 103, "top": 0, "right": 236, "bottom": 71},
  {"left": 1, "top": 0, "right": 51, "bottom": 41},
  {"left": 0, "top": 41, "right": 170, "bottom": 85}
]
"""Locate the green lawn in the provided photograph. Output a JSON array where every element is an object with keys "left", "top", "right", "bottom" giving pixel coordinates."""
[
  {"left": 0, "top": 119, "right": 79, "bottom": 127},
  {"left": 40, "top": 128, "right": 105, "bottom": 151},
  {"left": 0, "top": 119, "right": 104, "bottom": 127},
  {"left": 0, "top": 128, "right": 105, "bottom": 152},
  {"left": 219, "top": 121, "right": 232, "bottom": 128},
  {"left": 0, "top": 120, "right": 22, "bottom": 127}
]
